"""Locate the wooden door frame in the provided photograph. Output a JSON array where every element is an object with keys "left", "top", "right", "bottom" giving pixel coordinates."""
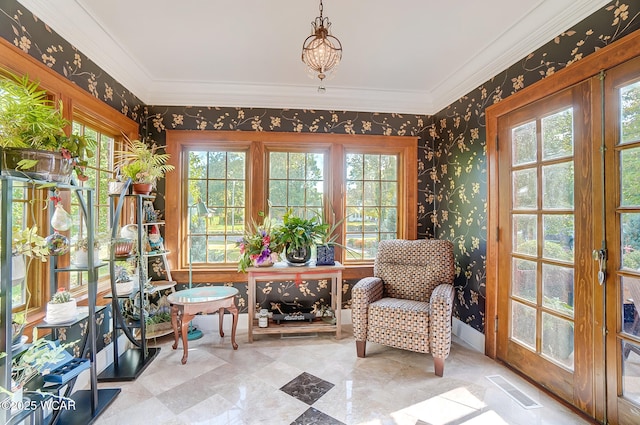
[{"left": 486, "top": 29, "right": 640, "bottom": 422}]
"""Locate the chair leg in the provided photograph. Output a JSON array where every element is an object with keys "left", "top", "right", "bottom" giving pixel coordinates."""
[
  {"left": 356, "top": 340, "right": 366, "bottom": 358},
  {"left": 434, "top": 356, "right": 445, "bottom": 377}
]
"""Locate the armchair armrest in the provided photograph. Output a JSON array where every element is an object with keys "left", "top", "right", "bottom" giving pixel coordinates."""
[
  {"left": 429, "top": 283, "right": 455, "bottom": 359},
  {"left": 352, "top": 277, "right": 384, "bottom": 341}
]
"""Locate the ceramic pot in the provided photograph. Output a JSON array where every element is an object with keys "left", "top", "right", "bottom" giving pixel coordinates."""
[
  {"left": 285, "top": 244, "right": 311, "bottom": 266},
  {"left": 120, "top": 224, "right": 138, "bottom": 240},
  {"left": 316, "top": 245, "right": 335, "bottom": 265},
  {"left": 72, "top": 248, "right": 101, "bottom": 267},
  {"left": 132, "top": 183, "right": 153, "bottom": 195}
]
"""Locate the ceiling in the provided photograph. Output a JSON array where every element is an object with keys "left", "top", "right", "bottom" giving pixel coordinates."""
[{"left": 18, "top": 0, "right": 609, "bottom": 115}]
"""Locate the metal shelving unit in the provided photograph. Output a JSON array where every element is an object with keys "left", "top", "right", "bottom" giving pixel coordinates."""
[
  {"left": 0, "top": 175, "right": 120, "bottom": 425},
  {"left": 98, "top": 181, "right": 161, "bottom": 382}
]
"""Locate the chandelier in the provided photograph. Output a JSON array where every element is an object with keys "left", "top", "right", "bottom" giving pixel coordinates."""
[{"left": 301, "top": 0, "right": 342, "bottom": 87}]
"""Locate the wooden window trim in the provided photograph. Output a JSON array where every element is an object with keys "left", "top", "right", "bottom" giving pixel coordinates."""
[
  {"left": 165, "top": 130, "right": 417, "bottom": 283},
  {"left": 1, "top": 39, "right": 139, "bottom": 324}
]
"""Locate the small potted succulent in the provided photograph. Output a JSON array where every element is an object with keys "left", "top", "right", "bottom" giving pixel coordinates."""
[
  {"left": 45, "top": 287, "right": 77, "bottom": 324},
  {"left": 71, "top": 236, "right": 102, "bottom": 267}
]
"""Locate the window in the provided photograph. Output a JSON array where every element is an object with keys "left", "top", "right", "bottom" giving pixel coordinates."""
[
  {"left": 186, "top": 149, "right": 246, "bottom": 264},
  {"left": 1, "top": 41, "right": 139, "bottom": 316},
  {"left": 345, "top": 153, "right": 399, "bottom": 260},
  {"left": 268, "top": 150, "right": 325, "bottom": 221},
  {"left": 165, "top": 131, "right": 417, "bottom": 282},
  {"left": 68, "top": 120, "right": 116, "bottom": 289}
]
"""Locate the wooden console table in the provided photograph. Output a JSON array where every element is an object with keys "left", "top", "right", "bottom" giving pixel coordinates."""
[{"left": 247, "top": 261, "right": 344, "bottom": 342}]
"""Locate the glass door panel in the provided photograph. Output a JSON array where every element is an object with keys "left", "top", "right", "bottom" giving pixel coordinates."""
[{"left": 497, "top": 82, "right": 590, "bottom": 405}]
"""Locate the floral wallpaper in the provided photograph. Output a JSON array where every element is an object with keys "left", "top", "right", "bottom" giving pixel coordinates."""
[
  {"left": 2, "top": 0, "right": 640, "bottom": 336},
  {"left": 426, "top": 0, "right": 640, "bottom": 332}
]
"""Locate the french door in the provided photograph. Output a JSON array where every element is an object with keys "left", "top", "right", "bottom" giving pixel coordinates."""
[
  {"left": 495, "top": 80, "right": 597, "bottom": 408},
  {"left": 604, "top": 55, "right": 640, "bottom": 425}
]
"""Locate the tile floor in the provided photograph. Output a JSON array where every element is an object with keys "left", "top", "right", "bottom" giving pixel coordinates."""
[{"left": 93, "top": 326, "right": 593, "bottom": 425}]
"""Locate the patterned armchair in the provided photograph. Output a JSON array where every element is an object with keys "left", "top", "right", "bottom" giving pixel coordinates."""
[{"left": 352, "top": 239, "right": 456, "bottom": 376}]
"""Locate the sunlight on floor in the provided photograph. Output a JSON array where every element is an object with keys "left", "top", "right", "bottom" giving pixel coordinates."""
[{"left": 385, "top": 387, "right": 511, "bottom": 425}]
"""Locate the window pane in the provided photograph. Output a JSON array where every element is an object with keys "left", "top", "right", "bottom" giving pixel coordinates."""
[
  {"left": 512, "top": 259, "right": 536, "bottom": 303},
  {"left": 621, "top": 147, "right": 640, "bottom": 207},
  {"left": 346, "top": 153, "right": 399, "bottom": 261},
  {"left": 543, "top": 214, "right": 574, "bottom": 261},
  {"left": 512, "top": 214, "right": 537, "bottom": 255},
  {"left": 512, "top": 121, "right": 536, "bottom": 165},
  {"left": 622, "top": 214, "right": 640, "bottom": 271},
  {"left": 542, "top": 108, "right": 573, "bottom": 160},
  {"left": 541, "top": 312, "right": 574, "bottom": 370},
  {"left": 513, "top": 168, "right": 537, "bottom": 209},
  {"left": 70, "top": 121, "right": 114, "bottom": 289},
  {"left": 621, "top": 80, "right": 640, "bottom": 144},
  {"left": 268, "top": 151, "right": 325, "bottom": 221},
  {"left": 542, "top": 264, "right": 574, "bottom": 316},
  {"left": 542, "top": 162, "right": 574, "bottom": 209},
  {"left": 187, "top": 149, "right": 246, "bottom": 265},
  {"left": 511, "top": 300, "right": 536, "bottom": 350}
]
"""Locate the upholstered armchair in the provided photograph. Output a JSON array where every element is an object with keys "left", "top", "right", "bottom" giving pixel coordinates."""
[{"left": 352, "top": 239, "right": 456, "bottom": 376}]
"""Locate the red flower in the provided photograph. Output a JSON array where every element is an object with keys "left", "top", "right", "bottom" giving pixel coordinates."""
[{"left": 60, "top": 148, "right": 72, "bottom": 160}]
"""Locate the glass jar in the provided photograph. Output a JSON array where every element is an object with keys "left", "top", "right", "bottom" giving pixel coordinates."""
[{"left": 258, "top": 309, "right": 269, "bottom": 328}]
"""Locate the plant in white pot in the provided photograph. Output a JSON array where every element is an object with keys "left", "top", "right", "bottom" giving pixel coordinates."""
[
  {"left": 45, "top": 287, "right": 77, "bottom": 324},
  {"left": 71, "top": 236, "right": 102, "bottom": 268}
]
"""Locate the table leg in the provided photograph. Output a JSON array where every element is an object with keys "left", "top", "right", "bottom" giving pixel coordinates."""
[
  {"left": 218, "top": 307, "right": 225, "bottom": 337},
  {"left": 171, "top": 304, "right": 180, "bottom": 350},
  {"left": 228, "top": 302, "right": 239, "bottom": 350},
  {"left": 180, "top": 312, "right": 196, "bottom": 364}
]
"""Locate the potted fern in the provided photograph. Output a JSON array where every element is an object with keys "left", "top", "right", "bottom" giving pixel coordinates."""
[
  {"left": 0, "top": 71, "right": 96, "bottom": 182},
  {"left": 115, "top": 137, "right": 175, "bottom": 195}
]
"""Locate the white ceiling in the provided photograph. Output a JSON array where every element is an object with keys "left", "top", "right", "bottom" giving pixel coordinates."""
[{"left": 18, "top": 0, "right": 609, "bottom": 115}]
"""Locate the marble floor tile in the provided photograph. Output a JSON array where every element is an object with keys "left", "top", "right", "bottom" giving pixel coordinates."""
[
  {"left": 280, "top": 372, "right": 335, "bottom": 405},
  {"left": 91, "top": 329, "right": 592, "bottom": 425}
]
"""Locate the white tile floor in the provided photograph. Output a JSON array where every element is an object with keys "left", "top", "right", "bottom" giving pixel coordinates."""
[{"left": 92, "top": 325, "right": 592, "bottom": 425}]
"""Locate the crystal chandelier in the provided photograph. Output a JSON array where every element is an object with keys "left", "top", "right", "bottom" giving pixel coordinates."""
[{"left": 301, "top": 0, "right": 342, "bottom": 88}]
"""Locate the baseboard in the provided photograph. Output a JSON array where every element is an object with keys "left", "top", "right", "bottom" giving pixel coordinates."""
[{"left": 451, "top": 317, "right": 485, "bottom": 353}]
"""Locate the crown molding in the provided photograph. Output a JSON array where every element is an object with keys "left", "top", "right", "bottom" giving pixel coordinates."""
[
  {"left": 17, "top": 0, "right": 610, "bottom": 116},
  {"left": 428, "top": 0, "right": 611, "bottom": 114}
]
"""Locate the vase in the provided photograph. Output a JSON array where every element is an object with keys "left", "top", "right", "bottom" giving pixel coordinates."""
[
  {"left": 132, "top": 183, "right": 153, "bottom": 195},
  {"left": 285, "top": 244, "right": 311, "bottom": 266},
  {"left": 252, "top": 252, "right": 279, "bottom": 267},
  {"left": 50, "top": 203, "right": 72, "bottom": 231}
]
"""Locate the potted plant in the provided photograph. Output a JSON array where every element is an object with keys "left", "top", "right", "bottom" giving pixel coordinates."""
[
  {"left": 10, "top": 226, "right": 48, "bottom": 344},
  {"left": 71, "top": 236, "right": 102, "bottom": 267},
  {"left": 115, "top": 137, "right": 175, "bottom": 195},
  {"left": 272, "top": 209, "right": 327, "bottom": 266},
  {"left": 45, "top": 287, "right": 77, "bottom": 324},
  {"left": 236, "top": 212, "right": 283, "bottom": 272},
  {"left": 10, "top": 337, "right": 76, "bottom": 405},
  {"left": 0, "top": 71, "right": 96, "bottom": 183}
]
